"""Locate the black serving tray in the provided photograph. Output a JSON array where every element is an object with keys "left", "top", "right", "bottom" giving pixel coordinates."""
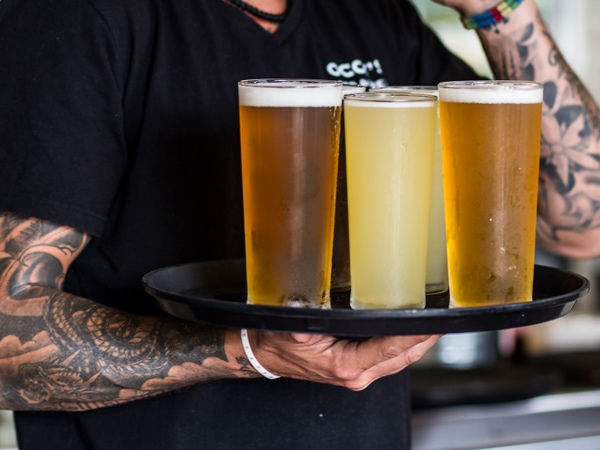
[{"left": 142, "top": 259, "right": 589, "bottom": 337}]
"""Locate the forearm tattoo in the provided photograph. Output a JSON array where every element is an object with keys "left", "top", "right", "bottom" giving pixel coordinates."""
[
  {"left": 0, "top": 213, "right": 232, "bottom": 411},
  {"left": 484, "top": 13, "right": 600, "bottom": 243}
]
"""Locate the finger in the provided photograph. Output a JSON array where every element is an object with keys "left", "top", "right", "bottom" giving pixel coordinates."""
[
  {"left": 366, "top": 334, "right": 442, "bottom": 374},
  {"left": 342, "top": 335, "right": 442, "bottom": 391},
  {"left": 341, "top": 334, "right": 441, "bottom": 371}
]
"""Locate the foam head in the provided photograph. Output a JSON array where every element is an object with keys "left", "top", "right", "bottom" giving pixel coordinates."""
[
  {"left": 239, "top": 79, "right": 342, "bottom": 107},
  {"left": 343, "top": 92, "right": 437, "bottom": 109},
  {"left": 438, "top": 81, "right": 543, "bottom": 104}
]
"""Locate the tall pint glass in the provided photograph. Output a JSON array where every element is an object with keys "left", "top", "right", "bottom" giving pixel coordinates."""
[
  {"left": 438, "top": 81, "right": 543, "bottom": 307},
  {"left": 344, "top": 93, "right": 437, "bottom": 309},
  {"left": 238, "top": 79, "right": 342, "bottom": 308},
  {"left": 331, "top": 85, "right": 366, "bottom": 292},
  {"left": 371, "top": 85, "right": 448, "bottom": 294}
]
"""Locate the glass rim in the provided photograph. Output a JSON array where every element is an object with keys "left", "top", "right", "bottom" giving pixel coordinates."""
[
  {"left": 343, "top": 92, "right": 438, "bottom": 103},
  {"left": 438, "top": 80, "right": 543, "bottom": 90},
  {"left": 238, "top": 78, "right": 343, "bottom": 88},
  {"left": 370, "top": 85, "right": 438, "bottom": 92},
  {"left": 342, "top": 84, "right": 367, "bottom": 91}
]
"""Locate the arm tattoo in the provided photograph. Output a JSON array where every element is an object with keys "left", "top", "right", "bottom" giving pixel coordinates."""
[
  {"left": 0, "top": 213, "right": 236, "bottom": 411},
  {"left": 482, "top": 13, "right": 600, "bottom": 243}
]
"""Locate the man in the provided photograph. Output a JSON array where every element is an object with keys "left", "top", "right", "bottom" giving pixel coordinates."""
[{"left": 0, "top": 0, "right": 598, "bottom": 449}]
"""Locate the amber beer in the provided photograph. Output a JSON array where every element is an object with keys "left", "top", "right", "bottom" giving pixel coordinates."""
[
  {"left": 238, "top": 79, "right": 342, "bottom": 307},
  {"left": 438, "top": 81, "right": 543, "bottom": 307}
]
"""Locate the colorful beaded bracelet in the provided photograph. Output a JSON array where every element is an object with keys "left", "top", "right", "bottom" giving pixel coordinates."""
[{"left": 461, "top": 0, "right": 524, "bottom": 30}]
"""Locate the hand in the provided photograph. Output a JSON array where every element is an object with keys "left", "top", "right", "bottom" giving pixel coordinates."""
[{"left": 247, "top": 331, "right": 441, "bottom": 391}]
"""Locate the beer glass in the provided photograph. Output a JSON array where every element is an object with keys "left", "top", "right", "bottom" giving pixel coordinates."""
[
  {"left": 344, "top": 93, "right": 437, "bottom": 309},
  {"left": 238, "top": 79, "right": 342, "bottom": 308},
  {"left": 331, "top": 85, "right": 366, "bottom": 291},
  {"left": 371, "top": 86, "right": 448, "bottom": 294},
  {"left": 438, "top": 80, "right": 543, "bottom": 307}
]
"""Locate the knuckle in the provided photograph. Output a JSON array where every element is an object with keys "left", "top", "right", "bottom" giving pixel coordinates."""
[
  {"left": 403, "top": 346, "right": 427, "bottom": 366},
  {"left": 331, "top": 365, "right": 361, "bottom": 382},
  {"left": 379, "top": 341, "right": 399, "bottom": 360}
]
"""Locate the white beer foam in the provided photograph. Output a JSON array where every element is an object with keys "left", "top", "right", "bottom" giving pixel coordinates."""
[
  {"left": 439, "top": 83, "right": 543, "bottom": 104},
  {"left": 344, "top": 94, "right": 437, "bottom": 108},
  {"left": 239, "top": 82, "right": 342, "bottom": 107}
]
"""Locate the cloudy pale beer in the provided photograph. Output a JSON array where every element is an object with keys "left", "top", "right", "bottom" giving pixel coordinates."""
[
  {"left": 331, "top": 85, "right": 366, "bottom": 291},
  {"left": 438, "top": 81, "right": 543, "bottom": 307},
  {"left": 372, "top": 86, "right": 448, "bottom": 294},
  {"left": 238, "top": 79, "right": 342, "bottom": 307},
  {"left": 344, "top": 93, "right": 437, "bottom": 309}
]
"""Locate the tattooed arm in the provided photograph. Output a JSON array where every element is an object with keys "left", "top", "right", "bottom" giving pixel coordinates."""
[
  {"left": 0, "top": 212, "right": 439, "bottom": 411},
  {"left": 0, "top": 212, "right": 263, "bottom": 411},
  {"left": 435, "top": 0, "right": 600, "bottom": 258}
]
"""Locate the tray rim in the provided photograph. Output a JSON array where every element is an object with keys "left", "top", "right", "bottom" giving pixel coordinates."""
[{"left": 142, "top": 259, "right": 590, "bottom": 335}]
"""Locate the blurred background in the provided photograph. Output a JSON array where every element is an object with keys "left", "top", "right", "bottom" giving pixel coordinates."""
[
  {"left": 413, "top": 0, "right": 600, "bottom": 99},
  {"left": 2, "top": 1, "right": 600, "bottom": 449}
]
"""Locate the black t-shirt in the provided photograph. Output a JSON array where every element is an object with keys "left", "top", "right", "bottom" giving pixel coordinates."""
[{"left": 0, "top": 0, "right": 478, "bottom": 448}]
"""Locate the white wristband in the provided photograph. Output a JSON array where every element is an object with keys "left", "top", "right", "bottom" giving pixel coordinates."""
[{"left": 240, "top": 328, "right": 280, "bottom": 380}]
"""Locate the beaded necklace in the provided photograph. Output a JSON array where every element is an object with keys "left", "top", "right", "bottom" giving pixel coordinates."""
[{"left": 228, "top": 0, "right": 288, "bottom": 23}]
